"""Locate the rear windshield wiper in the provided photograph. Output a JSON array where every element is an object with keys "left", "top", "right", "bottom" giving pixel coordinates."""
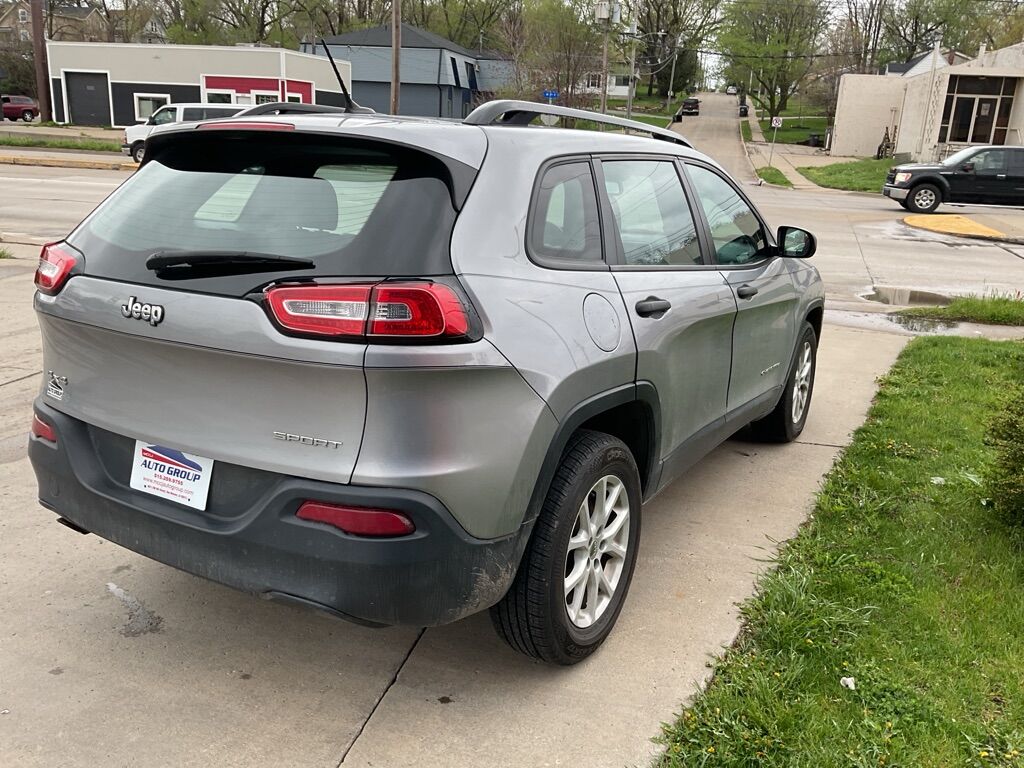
[{"left": 146, "top": 250, "right": 315, "bottom": 277}]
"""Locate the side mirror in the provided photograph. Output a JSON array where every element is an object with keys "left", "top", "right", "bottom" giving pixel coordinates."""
[{"left": 777, "top": 226, "right": 816, "bottom": 259}]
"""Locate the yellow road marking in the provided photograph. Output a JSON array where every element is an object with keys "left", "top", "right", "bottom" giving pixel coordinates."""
[{"left": 904, "top": 214, "right": 1006, "bottom": 239}]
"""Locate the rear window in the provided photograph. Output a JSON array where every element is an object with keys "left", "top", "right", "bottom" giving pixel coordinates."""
[{"left": 69, "top": 133, "right": 462, "bottom": 296}]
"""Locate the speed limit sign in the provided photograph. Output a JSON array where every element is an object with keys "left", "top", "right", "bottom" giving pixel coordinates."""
[{"left": 771, "top": 116, "right": 783, "bottom": 128}]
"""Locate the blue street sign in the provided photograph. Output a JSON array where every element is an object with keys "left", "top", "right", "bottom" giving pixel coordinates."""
[{"left": 542, "top": 89, "right": 559, "bottom": 100}]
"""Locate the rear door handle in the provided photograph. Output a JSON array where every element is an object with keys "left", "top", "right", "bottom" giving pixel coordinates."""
[
  {"left": 635, "top": 297, "right": 671, "bottom": 317},
  {"left": 736, "top": 284, "right": 758, "bottom": 300}
]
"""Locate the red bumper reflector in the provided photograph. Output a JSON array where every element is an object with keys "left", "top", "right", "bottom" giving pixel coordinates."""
[
  {"left": 296, "top": 501, "right": 416, "bottom": 537},
  {"left": 31, "top": 414, "right": 56, "bottom": 443}
]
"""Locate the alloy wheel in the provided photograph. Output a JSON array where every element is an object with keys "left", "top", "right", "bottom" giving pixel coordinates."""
[
  {"left": 791, "top": 341, "right": 813, "bottom": 423},
  {"left": 913, "top": 187, "right": 936, "bottom": 209},
  {"left": 564, "top": 474, "right": 630, "bottom": 629}
]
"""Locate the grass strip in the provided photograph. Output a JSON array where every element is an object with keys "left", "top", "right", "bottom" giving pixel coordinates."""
[
  {"left": 0, "top": 134, "right": 121, "bottom": 153},
  {"left": 756, "top": 166, "right": 792, "bottom": 187},
  {"left": 758, "top": 116, "right": 829, "bottom": 144},
  {"left": 741, "top": 120, "right": 752, "bottom": 143},
  {"left": 897, "top": 296, "right": 1024, "bottom": 327},
  {"left": 797, "top": 158, "right": 892, "bottom": 192},
  {"left": 657, "top": 336, "right": 1024, "bottom": 767}
]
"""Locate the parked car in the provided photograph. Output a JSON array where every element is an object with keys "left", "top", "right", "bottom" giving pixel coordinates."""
[
  {"left": 726, "top": 86, "right": 738, "bottom": 95},
  {"left": 739, "top": 104, "right": 749, "bottom": 117},
  {"left": 882, "top": 145, "right": 1024, "bottom": 213},
  {"left": 2, "top": 94, "right": 39, "bottom": 122},
  {"left": 30, "top": 100, "right": 823, "bottom": 665},
  {"left": 674, "top": 97, "right": 700, "bottom": 119},
  {"left": 123, "top": 102, "right": 244, "bottom": 163}
]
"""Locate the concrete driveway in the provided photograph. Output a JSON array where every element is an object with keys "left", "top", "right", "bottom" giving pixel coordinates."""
[{"left": 0, "top": 242, "right": 906, "bottom": 766}]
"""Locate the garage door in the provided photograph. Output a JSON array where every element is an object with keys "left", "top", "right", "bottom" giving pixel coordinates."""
[{"left": 65, "top": 72, "right": 111, "bottom": 126}]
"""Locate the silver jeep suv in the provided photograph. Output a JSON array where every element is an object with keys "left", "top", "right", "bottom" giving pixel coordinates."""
[{"left": 29, "top": 101, "right": 824, "bottom": 665}]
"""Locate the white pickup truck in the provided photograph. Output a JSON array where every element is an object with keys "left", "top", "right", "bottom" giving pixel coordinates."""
[{"left": 122, "top": 103, "right": 243, "bottom": 163}]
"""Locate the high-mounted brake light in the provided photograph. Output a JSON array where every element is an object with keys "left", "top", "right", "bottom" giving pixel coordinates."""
[
  {"left": 196, "top": 121, "right": 295, "bottom": 131},
  {"left": 296, "top": 501, "right": 415, "bottom": 537},
  {"left": 31, "top": 413, "right": 56, "bottom": 443},
  {"left": 34, "top": 242, "right": 78, "bottom": 295},
  {"left": 264, "top": 282, "right": 472, "bottom": 341}
]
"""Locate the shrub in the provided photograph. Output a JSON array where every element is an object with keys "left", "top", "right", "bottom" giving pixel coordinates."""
[{"left": 985, "top": 385, "right": 1024, "bottom": 524}]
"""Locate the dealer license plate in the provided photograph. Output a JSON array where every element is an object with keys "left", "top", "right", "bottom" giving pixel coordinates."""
[{"left": 129, "top": 441, "right": 214, "bottom": 510}]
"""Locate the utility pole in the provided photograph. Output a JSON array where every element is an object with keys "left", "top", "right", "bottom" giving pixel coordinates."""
[
  {"left": 665, "top": 34, "right": 680, "bottom": 113},
  {"left": 625, "top": 20, "right": 637, "bottom": 120},
  {"left": 30, "top": 0, "right": 51, "bottom": 122},
  {"left": 390, "top": 0, "right": 401, "bottom": 115},
  {"left": 599, "top": 29, "right": 609, "bottom": 114}
]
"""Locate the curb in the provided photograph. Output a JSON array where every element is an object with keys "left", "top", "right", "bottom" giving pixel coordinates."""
[
  {"left": 901, "top": 217, "right": 1024, "bottom": 246},
  {"left": 0, "top": 153, "right": 135, "bottom": 172},
  {"left": 1, "top": 232, "right": 51, "bottom": 247}
]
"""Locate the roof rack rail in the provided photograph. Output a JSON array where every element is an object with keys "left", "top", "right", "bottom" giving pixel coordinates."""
[
  {"left": 237, "top": 102, "right": 374, "bottom": 117},
  {"left": 464, "top": 99, "right": 691, "bottom": 148}
]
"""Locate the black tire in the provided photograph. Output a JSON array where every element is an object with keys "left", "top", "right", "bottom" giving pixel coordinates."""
[
  {"left": 21, "top": 110, "right": 33, "bottom": 122},
  {"left": 748, "top": 322, "right": 818, "bottom": 443},
  {"left": 491, "top": 430, "right": 642, "bottom": 665},
  {"left": 131, "top": 142, "right": 145, "bottom": 164},
  {"left": 906, "top": 183, "right": 941, "bottom": 213},
  {"left": 897, "top": 199, "right": 909, "bottom": 210}
]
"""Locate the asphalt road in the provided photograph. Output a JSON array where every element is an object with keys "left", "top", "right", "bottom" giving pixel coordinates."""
[{"left": 0, "top": 111, "right": 1022, "bottom": 766}]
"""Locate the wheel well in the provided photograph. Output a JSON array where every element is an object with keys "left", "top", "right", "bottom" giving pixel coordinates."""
[
  {"left": 805, "top": 305, "right": 823, "bottom": 342},
  {"left": 577, "top": 400, "right": 655, "bottom": 494}
]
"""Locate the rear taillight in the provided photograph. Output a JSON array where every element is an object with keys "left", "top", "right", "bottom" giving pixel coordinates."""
[
  {"left": 296, "top": 501, "right": 415, "bottom": 537},
  {"left": 31, "top": 413, "right": 56, "bottom": 443},
  {"left": 34, "top": 242, "right": 78, "bottom": 295},
  {"left": 265, "top": 282, "right": 473, "bottom": 341}
]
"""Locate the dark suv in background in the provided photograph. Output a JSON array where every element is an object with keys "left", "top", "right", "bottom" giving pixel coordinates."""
[{"left": 882, "top": 145, "right": 1024, "bottom": 213}]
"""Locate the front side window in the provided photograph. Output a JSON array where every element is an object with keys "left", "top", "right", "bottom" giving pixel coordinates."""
[
  {"left": 529, "top": 162, "right": 602, "bottom": 263},
  {"left": 687, "top": 165, "right": 768, "bottom": 265},
  {"left": 969, "top": 149, "right": 1008, "bottom": 174},
  {"left": 602, "top": 160, "right": 701, "bottom": 266},
  {"left": 150, "top": 107, "right": 176, "bottom": 125}
]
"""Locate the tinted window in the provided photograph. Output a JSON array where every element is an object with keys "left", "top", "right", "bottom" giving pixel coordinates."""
[
  {"left": 182, "top": 108, "right": 203, "bottom": 121},
  {"left": 529, "top": 162, "right": 602, "bottom": 263},
  {"left": 69, "top": 135, "right": 464, "bottom": 296},
  {"left": 687, "top": 165, "right": 768, "bottom": 265},
  {"left": 602, "top": 160, "right": 701, "bottom": 266},
  {"left": 205, "top": 107, "right": 242, "bottom": 119}
]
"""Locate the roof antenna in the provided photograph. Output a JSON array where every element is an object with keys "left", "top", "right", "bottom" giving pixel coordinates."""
[{"left": 319, "top": 38, "right": 373, "bottom": 114}]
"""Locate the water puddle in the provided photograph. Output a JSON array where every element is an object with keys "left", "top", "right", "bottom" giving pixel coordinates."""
[
  {"left": 859, "top": 286, "right": 951, "bottom": 306},
  {"left": 887, "top": 314, "right": 957, "bottom": 332}
]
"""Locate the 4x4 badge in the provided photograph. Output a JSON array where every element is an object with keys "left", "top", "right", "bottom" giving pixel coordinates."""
[{"left": 46, "top": 371, "right": 67, "bottom": 401}]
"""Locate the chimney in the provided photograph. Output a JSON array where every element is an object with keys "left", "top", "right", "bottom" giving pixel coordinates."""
[{"left": 978, "top": 42, "right": 987, "bottom": 59}]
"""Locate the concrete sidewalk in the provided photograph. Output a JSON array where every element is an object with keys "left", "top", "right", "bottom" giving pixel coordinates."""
[
  {"left": 0, "top": 147, "right": 135, "bottom": 171},
  {"left": 0, "top": 252, "right": 908, "bottom": 768}
]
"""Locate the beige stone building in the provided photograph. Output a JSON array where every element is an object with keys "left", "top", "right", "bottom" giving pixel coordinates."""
[{"left": 832, "top": 43, "right": 1024, "bottom": 161}]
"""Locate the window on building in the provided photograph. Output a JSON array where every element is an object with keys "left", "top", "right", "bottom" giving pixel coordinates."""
[
  {"left": 254, "top": 93, "right": 278, "bottom": 105},
  {"left": 613, "top": 75, "right": 630, "bottom": 88},
  {"left": 206, "top": 92, "right": 233, "bottom": 104},
  {"left": 939, "top": 75, "right": 1016, "bottom": 145},
  {"left": 465, "top": 62, "right": 478, "bottom": 91},
  {"left": 18, "top": 8, "right": 28, "bottom": 22},
  {"left": 587, "top": 74, "right": 602, "bottom": 89},
  {"left": 286, "top": 94, "right": 302, "bottom": 103},
  {"left": 450, "top": 57, "right": 461, "bottom": 88},
  {"left": 136, "top": 94, "right": 169, "bottom": 121},
  {"left": 19, "top": 29, "right": 29, "bottom": 41}
]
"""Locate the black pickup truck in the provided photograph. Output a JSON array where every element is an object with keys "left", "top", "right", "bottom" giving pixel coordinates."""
[{"left": 882, "top": 145, "right": 1024, "bottom": 213}]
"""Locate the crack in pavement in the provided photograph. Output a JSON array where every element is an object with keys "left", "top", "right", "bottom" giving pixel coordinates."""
[{"left": 336, "top": 628, "right": 427, "bottom": 766}]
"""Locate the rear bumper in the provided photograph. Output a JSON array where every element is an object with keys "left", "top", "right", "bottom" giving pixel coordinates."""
[
  {"left": 882, "top": 184, "right": 909, "bottom": 201},
  {"left": 28, "top": 400, "right": 528, "bottom": 627}
]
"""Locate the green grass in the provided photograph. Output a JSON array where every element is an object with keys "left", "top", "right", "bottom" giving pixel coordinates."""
[
  {"left": 0, "top": 247, "right": 11, "bottom": 259},
  {"left": 756, "top": 166, "right": 792, "bottom": 187},
  {"left": 740, "top": 119, "right": 752, "bottom": 142},
  {"left": 625, "top": 113, "right": 673, "bottom": 128},
  {"left": 0, "top": 135, "right": 121, "bottom": 153},
  {"left": 897, "top": 295, "right": 1024, "bottom": 327},
  {"left": 797, "top": 158, "right": 893, "bottom": 192},
  {"left": 759, "top": 116, "right": 829, "bottom": 145},
  {"left": 658, "top": 337, "right": 1024, "bottom": 767}
]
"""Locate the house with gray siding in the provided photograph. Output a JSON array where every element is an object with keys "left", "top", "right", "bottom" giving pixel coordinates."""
[{"left": 305, "top": 24, "right": 511, "bottom": 118}]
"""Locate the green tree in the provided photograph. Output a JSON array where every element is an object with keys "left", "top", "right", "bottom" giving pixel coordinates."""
[
  {"left": 718, "top": 0, "right": 830, "bottom": 118},
  {"left": 0, "top": 43, "right": 36, "bottom": 98}
]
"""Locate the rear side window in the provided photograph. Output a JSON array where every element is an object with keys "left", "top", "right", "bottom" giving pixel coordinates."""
[
  {"left": 69, "top": 134, "right": 463, "bottom": 296},
  {"left": 528, "top": 162, "right": 602, "bottom": 264}
]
